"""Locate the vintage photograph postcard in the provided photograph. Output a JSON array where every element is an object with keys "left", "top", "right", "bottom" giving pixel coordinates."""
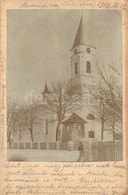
[
  {"left": 7, "top": 9, "right": 123, "bottom": 162},
  {"left": 0, "top": 0, "right": 128, "bottom": 194}
]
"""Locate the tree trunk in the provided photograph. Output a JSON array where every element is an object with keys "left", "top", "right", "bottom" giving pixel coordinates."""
[
  {"left": 31, "top": 133, "right": 34, "bottom": 142},
  {"left": 56, "top": 123, "right": 60, "bottom": 141},
  {"left": 112, "top": 111, "right": 115, "bottom": 140},
  {"left": 101, "top": 122, "right": 104, "bottom": 140},
  {"left": 18, "top": 125, "right": 21, "bottom": 142},
  {"left": 7, "top": 134, "right": 11, "bottom": 142},
  {"left": 112, "top": 130, "right": 115, "bottom": 141},
  {"left": 7, "top": 129, "right": 12, "bottom": 142},
  {"left": 29, "top": 129, "right": 34, "bottom": 142}
]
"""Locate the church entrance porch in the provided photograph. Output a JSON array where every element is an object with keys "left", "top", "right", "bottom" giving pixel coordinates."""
[{"left": 61, "top": 113, "right": 86, "bottom": 142}]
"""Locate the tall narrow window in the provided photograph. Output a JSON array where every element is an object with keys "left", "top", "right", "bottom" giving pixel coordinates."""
[
  {"left": 75, "top": 63, "right": 78, "bottom": 75},
  {"left": 66, "top": 125, "right": 69, "bottom": 131},
  {"left": 45, "top": 119, "right": 48, "bottom": 135},
  {"left": 86, "top": 61, "right": 91, "bottom": 73},
  {"left": 77, "top": 125, "right": 81, "bottom": 131}
]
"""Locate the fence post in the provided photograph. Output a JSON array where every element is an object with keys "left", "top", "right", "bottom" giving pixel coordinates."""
[
  {"left": 56, "top": 141, "right": 60, "bottom": 150},
  {"left": 83, "top": 141, "right": 92, "bottom": 162},
  {"left": 68, "top": 141, "right": 74, "bottom": 151}
]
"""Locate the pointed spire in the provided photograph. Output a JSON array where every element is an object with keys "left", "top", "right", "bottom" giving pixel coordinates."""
[
  {"left": 42, "top": 83, "right": 50, "bottom": 95},
  {"left": 72, "top": 13, "right": 92, "bottom": 49}
]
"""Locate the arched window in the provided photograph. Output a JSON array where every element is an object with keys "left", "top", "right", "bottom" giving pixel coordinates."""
[
  {"left": 66, "top": 125, "right": 69, "bottom": 131},
  {"left": 77, "top": 125, "right": 81, "bottom": 131},
  {"left": 86, "top": 114, "right": 95, "bottom": 120},
  {"left": 86, "top": 61, "right": 91, "bottom": 73},
  {"left": 75, "top": 63, "right": 78, "bottom": 75}
]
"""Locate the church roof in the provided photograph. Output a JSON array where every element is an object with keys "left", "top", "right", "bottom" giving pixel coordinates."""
[
  {"left": 72, "top": 14, "right": 93, "bottom": 49},
  {"left": 42, "top": 83, "right": 51, "bottom": 94},
  {"left": 61, "top": 112, "right": 86, "bottom": 124}
]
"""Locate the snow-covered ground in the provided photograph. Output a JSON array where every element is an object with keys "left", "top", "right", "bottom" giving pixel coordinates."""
[{"left": 7, "top": 149, "right": 79, "bottom": 162}]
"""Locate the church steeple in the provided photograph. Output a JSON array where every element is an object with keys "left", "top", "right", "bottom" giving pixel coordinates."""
[
  {"left": 72, "top": 14, "right": 92, "bottom": 49},
  {"left": 70, "top": 13, "right": 97, "bottom": 95},
  {"left": 42, "top": 83, "right": 51, "bottom": 102},
  {"left": 42, "top": 83, "right": 50, "bottom": 95}
]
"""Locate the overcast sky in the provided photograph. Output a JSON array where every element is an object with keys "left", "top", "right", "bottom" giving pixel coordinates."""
[{"left": 7, "top": 9, "right": 122, "bottom": 101}]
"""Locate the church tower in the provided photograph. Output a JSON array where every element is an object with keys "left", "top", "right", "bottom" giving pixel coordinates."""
[
  {"left": 42, "top": 83, "right": 51, "bottom": 103},
  {"left": 70, "top": 14, "right": 97, "bottom": 95}
]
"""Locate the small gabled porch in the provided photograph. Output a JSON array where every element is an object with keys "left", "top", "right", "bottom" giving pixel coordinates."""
[{"left": 61, "top": 112, "right": 86, "bottom": 142}]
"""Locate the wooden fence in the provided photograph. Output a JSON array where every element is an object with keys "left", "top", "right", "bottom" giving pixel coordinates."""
[
  {"left": 8, "top": 140, "right": 123, "bottom": 161},
  {"left": 8, "top": 141, "right": 68, "bottom": 150},
  {"left": 91, "top": 140, "right": 123, "bottom": 161}
]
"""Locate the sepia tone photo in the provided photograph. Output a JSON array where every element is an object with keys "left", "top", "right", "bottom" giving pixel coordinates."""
[{"left": 7, "top": 9, "right": 123, "bottom": 162}]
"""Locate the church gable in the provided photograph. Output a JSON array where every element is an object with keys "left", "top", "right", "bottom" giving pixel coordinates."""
[{"left": 61, "top": 113, "right": 86, "bottom": 124}]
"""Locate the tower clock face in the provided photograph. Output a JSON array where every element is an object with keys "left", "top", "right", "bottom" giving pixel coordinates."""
[{"left": 86, "top": 47, "right": 91, "bottom": 53}]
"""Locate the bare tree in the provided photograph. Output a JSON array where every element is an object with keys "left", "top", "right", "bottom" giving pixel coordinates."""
[
  {"left": 42, "top": 81, "right": 81, "bottom": 141},
  {"left": 7, "top": 102, "right": 21, "bottom": 142},
  {"left": 19, "top": 101, "right": 43, "bottom": 142},
  {"left": 90, "top": 87, "right": 111, "bottom": 140},
  {"left": 97, "top": 63, "right": 122, "bottom": 140},
  {"left": 98, "top": 65, "right": 122, "bottom": 116}
]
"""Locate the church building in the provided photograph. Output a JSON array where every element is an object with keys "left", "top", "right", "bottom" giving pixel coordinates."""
[
  {"left": 60, "top": 15, "right": 101, "bottom": 142},
  {"left": 41, "top": 14, "right": 102, "bottom": 143},
  {"left": 10, "top": 13, "right": 120, "bottom": 145}
]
